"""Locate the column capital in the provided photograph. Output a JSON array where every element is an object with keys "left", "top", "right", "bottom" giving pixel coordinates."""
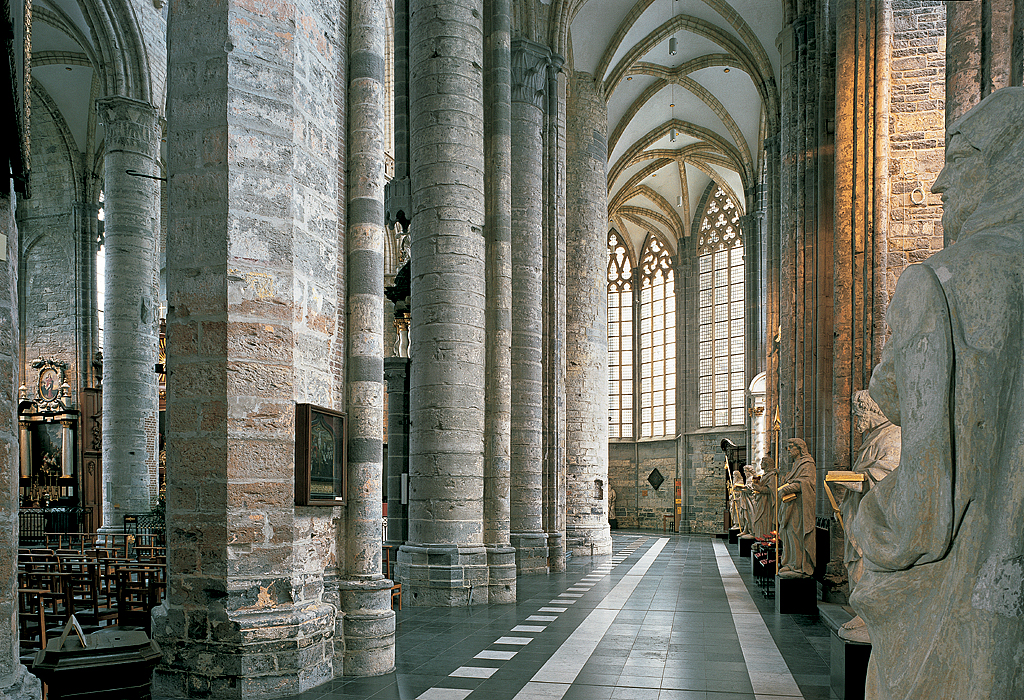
[
  {"left": 96, "top": 96, "right": 160, "bottom": 158},
  {"left": 511, "top": 39, "right": 563, "bottom": 110}
]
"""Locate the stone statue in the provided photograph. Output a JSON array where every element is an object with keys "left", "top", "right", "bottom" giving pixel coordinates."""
[
  {"left": 607, "top": 488, "right": 616, "bottom": 520},
  {"left": 835, "top": 390, "right": 900, "bottom": 643},
  {"left": 395, "top": 223, "right": 411, "bottom": 265},
  {"left": 729, "top": 468, "right": 744, "bottom": 530},
  {"left": 849, "top": 88, "right": 1024, "bottom": 700},
  {"left": 749, "top": 456, "right": 778, "bottom": 539},
  {"left": 777, "top": 438, "right": 815, "bottom": 578},
  {"left": 738, "top": 465, "right": 756, "bottom": 538}
]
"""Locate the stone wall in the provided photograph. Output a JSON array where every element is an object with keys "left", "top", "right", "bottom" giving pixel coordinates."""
[
  {"left": 683, "top": 431, "right": 741, "bottom": 535},
  {"left": 18, "top": 96, "right": 80, "bottom": 390},
  {"left": 607, "top": 440, "right": 676, "bottom": 531},
  {"left": 887, "top": 0, "right": 946, "bottom": 296}
]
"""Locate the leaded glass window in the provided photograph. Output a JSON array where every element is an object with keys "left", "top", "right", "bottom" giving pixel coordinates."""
[{"left": 698, "top": 187, "right": 744, "bottom": 427}]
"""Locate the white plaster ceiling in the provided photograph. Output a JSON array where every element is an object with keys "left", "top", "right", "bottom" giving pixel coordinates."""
[
  {"left": 29, "top": 0, "right": 100, "bottom": 162},
  {"left": 571, "top": 0, "right": 783, "bottom": 254}
]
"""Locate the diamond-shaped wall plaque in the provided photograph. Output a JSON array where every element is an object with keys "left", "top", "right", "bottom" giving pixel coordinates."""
[{"left": 648, "top": 468, "right": 664, "bottom": 490}]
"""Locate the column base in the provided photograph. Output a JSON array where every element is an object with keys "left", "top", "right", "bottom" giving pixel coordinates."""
[
  {"left": 0, "top": 664, "right": 42, "bottom": 700},
  {"left": 487, "top": 546, "right": 517, "bottom": 604},
  {"left": 510, "top": 532, "right": 548, "bottom": 575},
  {"left": 565, "top": 524, "right": 612, "bottom": 558},
  {"left": 152, "top": 599, "right": 336, "bottom": 699},
  {"left": 396, "top": 544, "right": 489, "bottom": 606},
  {"left": 338, "top": 578, "right": 396, "bottom": 677},
  {"left": 546, "top": 533, "right": 565, "bottom": 572}
]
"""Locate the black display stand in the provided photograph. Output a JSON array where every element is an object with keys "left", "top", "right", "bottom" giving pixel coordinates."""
[
  {"left": 738, "top": 536, "right": 754, "bottom": 557},
  {"left": 774, "top": 575, "right": 817, "bottom": 614},
  {"left": 818, "top": 603, "right": 870, "bottom": 700},
  {"left": 728, "top": 528, "right": 740, "bottom": 544}
]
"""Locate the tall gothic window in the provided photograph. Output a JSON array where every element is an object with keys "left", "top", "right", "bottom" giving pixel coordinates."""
[
  {"left": 607, "top": 230, "right": 676, "bottom": 440},
  {"left": 697, "top": 187, "right": 744, "bottom": 428},
  {"left": 638, "top": 237, "right": 675, "bottom": 438},
  {"left": 607, "top": 230, "right": 634, "bottom": 439}
]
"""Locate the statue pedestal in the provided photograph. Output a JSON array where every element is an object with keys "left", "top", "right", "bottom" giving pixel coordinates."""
[
  {"left": 818, "top": 603, "right": 870, "bottom": 700},
  {"left": 738, "top": 536, "right": 754, "bottom": 557},
  {"left": 728, "top": 528, "right": 740, "bottom": 544},
  {"left": 751, "top": 551, "right": 771, "bottom": 579},
  {"left": 774, "top": 575, "right": 817, "bottom": 614}
]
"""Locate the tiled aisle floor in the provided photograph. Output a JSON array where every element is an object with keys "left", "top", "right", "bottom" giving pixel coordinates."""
[{"left": 160, "top": 533, "right": 835, "bottom": 700}]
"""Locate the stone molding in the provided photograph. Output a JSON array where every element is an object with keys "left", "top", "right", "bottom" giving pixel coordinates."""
[
  {"left": 511, "top": 39, "right": 563, "bottom": 110},
  {"left": 96, "top": 96, "right": 159, "bottom": 158}
]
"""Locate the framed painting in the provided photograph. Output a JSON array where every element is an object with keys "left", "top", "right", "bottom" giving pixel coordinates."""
[{"left": 295, "top": 404, "right": 346, "bottom": 506}]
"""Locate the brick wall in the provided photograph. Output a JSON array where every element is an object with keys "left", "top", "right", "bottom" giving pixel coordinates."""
[
  {"left": 887, "top": 0, "right": 946, "bottom": 298},
  {"left": 608, "top": 440, "right": 677, "bottom": 531},
  {"left": 18, "top": 97, "right": 79, "bottom": 390}
]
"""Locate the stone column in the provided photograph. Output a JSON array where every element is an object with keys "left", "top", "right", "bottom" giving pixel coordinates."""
[
  {"left": 946, "top": 0, "right": 1024, "bottom": 126},
  {"left": 763, "top": 133, "right": 781, "bottom": 458},
  {"left": 398, "top": 0, "right": 488, "bottom": 606},
  {"left": 484, "top": 0, "right": 517, "bottom": 603},
  {"left": 155, "top": 1, "right": 344, "bottom": 694},
  {"left": 509, "top": 39, "right": 552, "bottom": 575},
  {"left": 564, "top": 72, "right": 612, "bottom": 558},
  {"left": 544, "top": 67, "right": 567, "bottom": 572},
  {"left": 384, "top": 358, "right": 410, "bottom": 553},
  {"left": 0, "top": 188, "right": 41, "bottom": 700},
  {"left": 833, "top": 0, "right": 890, "bottom": 471},
  {"left": 776, "top": 13, "right": 830, "bottom": 470},
  {"left": 96, "top": 96, "right": 160, "bottom": 534},
  {"left": 342, "top": 0, "right": 396, "bottom": 675}
]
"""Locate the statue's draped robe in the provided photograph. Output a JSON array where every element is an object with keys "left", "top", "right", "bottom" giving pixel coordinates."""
[
  {"left": 841, "top": 421, "right": 900, "bottom": 588},
  {"left": 851, "top": 228, "right": 1024, "bottom": 700},
  {"left": 779, "top": 455, "right": 815, "bottom": 576},
  {"left": 750, "top": 468, "right": 778, "bottom": 539}
]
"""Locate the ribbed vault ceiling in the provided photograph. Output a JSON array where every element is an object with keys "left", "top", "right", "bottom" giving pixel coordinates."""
[{"left": 569, "top": 0, "right": 782, "bottom": 256}]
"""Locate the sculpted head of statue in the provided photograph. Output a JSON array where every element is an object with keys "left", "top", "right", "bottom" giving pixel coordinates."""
[
  {"left": 932, "top": 87, "right": 1024, "bottom": 242},
  {"left": 852, "top": 390, "right": 887, "bottom": 434},
  {"left": 787, "top": 438, "right": 808, "bottom": 459}
]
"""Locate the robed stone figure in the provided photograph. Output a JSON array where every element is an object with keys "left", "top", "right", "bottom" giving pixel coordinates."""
[
  {"left": 749, "top": 456, "right": 778, "bottom": 539},
  {"left": 778, "top": 438, "right": 815, "bottom": 578},
  {"left": 836, "top": 390, "right": 900, "bottom": 642},
  {"left": 850, "top": 88, "right": 1024, "bottom": 700}
]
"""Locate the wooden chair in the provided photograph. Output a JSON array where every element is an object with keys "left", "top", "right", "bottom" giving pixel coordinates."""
[
  {"left": 382, "top": 549, "right": 402, "bottom": 611},
  {"left": 115, "top": 566, "right": 162, "bottom": 634},
  {"left": 17, "top": 570, "right": 72, "bottom": 650},
  {"left": 57, "top": 555, "right": 117, "bottom": 630}
]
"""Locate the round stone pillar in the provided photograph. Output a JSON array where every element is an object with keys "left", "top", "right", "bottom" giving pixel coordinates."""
[
  {"left": 483, "top": 0, "right": 517, "bottom": 603},
  {"left": 564, "top": 72, "right": 612, "bottom": 558},
  {"left": 398, "top": 0, "right": 488, "bottom": 606},
  {"left": 96, "top": 96, "right": 161, "bottom": 534},
  {"left": 0, "top": 189, "right": 42, "bottom": 700},
  {"left": 509, "top": 39, "right": 553, "bottom": 575},
  {"left": 342, "top": 0, "right": 396, "bottom": 674}
]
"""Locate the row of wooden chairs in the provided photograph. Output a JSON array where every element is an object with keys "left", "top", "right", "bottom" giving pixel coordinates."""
[
  {"left": 17, "top": 549, "right": 166, "bottom": 652},
  {"left": 40, "top": 532, "right": 165, "bottom": 560}
]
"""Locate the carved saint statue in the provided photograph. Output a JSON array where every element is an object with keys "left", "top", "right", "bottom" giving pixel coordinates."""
[
  {"left": 729, "top": 468, "right": 744, "bottom": 530},
  {"left": 835, "top": 391, "right": 900, "bottom": 643},
  {"left": 749, "top": 456, "right": 778, "bottom": 539},
  {"left": 608, "top": 488, "right": 616, "bottom": 520},
  {"left": 777, "top": 438, "right": 815, "bottom": 578},
  {"left": 849, "top": 88, "right": 1024, "bottom": 700},
  {"left": 738, "top": 465, "right": 756, "bottom": 538}
]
